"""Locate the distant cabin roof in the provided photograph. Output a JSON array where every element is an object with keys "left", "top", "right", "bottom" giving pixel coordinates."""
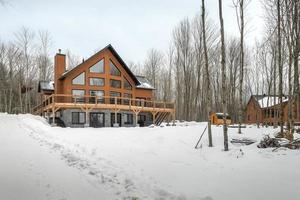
[
  {"left": 252, "top": 95, "right": 288, "bottom": 108},
  {"left": 38, "top": 81, "right": 54, "bottom": 92},
  {"left": 135, "top": 75, "right": 155, "bottom": 90}
]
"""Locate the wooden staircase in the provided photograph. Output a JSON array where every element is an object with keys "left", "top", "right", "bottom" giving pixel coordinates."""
[{"left": 154, "top": 112, "right": 170, "bottom": 126}]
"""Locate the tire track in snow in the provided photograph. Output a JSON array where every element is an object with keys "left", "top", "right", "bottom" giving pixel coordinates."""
[{"left": 19, "top": 116, "right": 190, "bottom": 200}]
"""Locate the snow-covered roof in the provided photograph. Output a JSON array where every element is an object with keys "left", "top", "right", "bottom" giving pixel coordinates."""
[
  {"left": 135, "top": 75, "right": 155, "bottom": 90},
  {"left": 214, "top": 113, "right": 231, "bottom": 119},
  {"left": 255, "top": 95, "right": 288, "bottom": 108},
  {"left": 38, "top": 81, "right": 54, "bottom": 92}
]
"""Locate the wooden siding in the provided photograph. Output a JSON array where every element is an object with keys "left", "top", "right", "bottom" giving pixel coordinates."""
[
  {"left": 55, "top": 48, "right": 152, "bottom": 100},
  {"left": 245, "top": 96, "right": 300, "bottom": 124}
]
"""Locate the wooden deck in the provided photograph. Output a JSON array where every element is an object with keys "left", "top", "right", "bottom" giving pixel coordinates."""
[{"left": 33, "top": 94, "right": 175, "bottom": 125}]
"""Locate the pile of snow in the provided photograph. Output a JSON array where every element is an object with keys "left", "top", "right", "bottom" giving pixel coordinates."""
[{"left": 1, "top": 113, "right": 300, "bottom": 200}]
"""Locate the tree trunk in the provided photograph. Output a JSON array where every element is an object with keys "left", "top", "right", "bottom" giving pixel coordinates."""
[
  {"left": 238, "top": 0, "right": 244, "bottom": 134},
  {"left": 277, "top": 0, "right": 284, "bottom": 134},
  {"left": 218, "top": 0, "right": 229, "bottom": 151},
  {"left": 202, "top": 0, "right": 213, "bottom": 147}
]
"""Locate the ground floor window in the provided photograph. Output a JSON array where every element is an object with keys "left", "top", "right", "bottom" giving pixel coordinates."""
[
  {"left": 72, "top": 112, "right": 86, "bottom": 124},
  {"left": 124, "top": 113, "right": 133, "bottom": 125},
  {"left": 138, "top": 114, "right": 147, "bottom": 127}
]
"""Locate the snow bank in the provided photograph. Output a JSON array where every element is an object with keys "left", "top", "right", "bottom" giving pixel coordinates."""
[{"left": 1, "top": 113, "right": 300, "bottom": 200}]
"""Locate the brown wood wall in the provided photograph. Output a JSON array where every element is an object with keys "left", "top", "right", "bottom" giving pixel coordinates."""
[{"left": 54, "top": 48, "right": 153, "bottom": 100}]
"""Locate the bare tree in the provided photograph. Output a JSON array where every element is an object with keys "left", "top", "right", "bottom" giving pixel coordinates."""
[
  {"left": 233, "top": 0, "right": 246, "bottom": 134},
  {"left": 15, "top": 27, "right": 35, "bottom": 113},
  {"left": 202, "top": 0, "right": 213, "bottom": 147},
  {"left": 143, "top": 48, "right": 164, "bottom": 98},
  {"left": 218, "top": 0, "right": 229, "bottom": 151},
  {"left": 36, "top": 30, "right": 53, "bottom": 81},
  {"left": 173, "top": 19, "right": 194, "bottom": 120},
  {"left": 277, "top": 0, "right": 284, "bottom": 134}
]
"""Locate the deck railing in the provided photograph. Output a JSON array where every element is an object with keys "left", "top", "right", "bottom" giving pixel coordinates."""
[{"left": 33, "top": 94, "right": 175, "bottom": 114}]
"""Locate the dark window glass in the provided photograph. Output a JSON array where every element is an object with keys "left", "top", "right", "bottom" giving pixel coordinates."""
[
  {"left": 90, "top": 90, "right": 104, "bottom": 103},
  {"left": 90, "top": 78, "right": 105, "bottom": 86},
  {"left": 110, "top": 60, "right": 121, "bottom": 76},
  {"left": 90, "top": 59, "right": 104, "bottom": 73},
  {"left": 123, "top": 93, "right": 132, "bottom": 105},
  {"left": 110, "top": 91, "right": 121, "bottom": 104},
  {"left": 72, "top": 112, "right": 86, "bottom": 124},
  {"left": 124, "top": 113, "right": 133, "bottom": 125},
  {"left": 138, "top": 114, "right": 146, "bottom": 121},
  {"left": 124, "top": 78, "right": 132, "bottom": 90},
  {"left": 72, "top": 72, "right": 85, "bottom": 85},
  {"left": 110, "top": 79, "right": 121, "bottom": 88}
]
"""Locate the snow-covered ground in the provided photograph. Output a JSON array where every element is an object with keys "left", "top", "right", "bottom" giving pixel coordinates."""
[{"left": 0, "top": 113, "right": 300, "bottom": 200}]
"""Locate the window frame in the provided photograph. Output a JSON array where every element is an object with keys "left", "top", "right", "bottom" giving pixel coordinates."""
[
  {"left": 72, "top": 112, "right": 86, "bottom": 124},
  {"left": 124, "top": 113, "right": 133, "bottom": 125},
  {"left": 72, "top": 72, "right": 85, "bottom": 85},
  {"left": 89, "top": 90, "right": 105, "bottom": 103},
  {"left": 124, "top": 78, "right": 132, "bottom": 90},
  {"left": 110, "top": 79, "right": 121, "bottom": 88},
  {"left": 89, "top": 77, "right": 105, "bottom": 86},
  {"left": 109, "top": 59, "right": 121, "bottom": 76},
  {"left": 123, "top": 93, "right": 132, "bottom": 105},
  {"left": 109, "top": 91, "right": 121, "bottom": 104},
  {"left": 72, "top": 89, "right": 85, "bottom": 103},
  {"left": 89, "top": 59, "right": 104, "bottom": 73}
]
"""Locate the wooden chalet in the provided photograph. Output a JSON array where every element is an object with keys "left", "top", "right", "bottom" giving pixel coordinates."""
[
  {"left": 245, "top": 95, "right": 300, "bottom": 125},
  {"left": 33, "top": 44, "right": 175, "bottom": 127}
]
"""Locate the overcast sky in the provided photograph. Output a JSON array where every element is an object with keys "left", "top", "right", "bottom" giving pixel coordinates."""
[{"left": 0, "top": 0, "right": 264, "bottom": 64}]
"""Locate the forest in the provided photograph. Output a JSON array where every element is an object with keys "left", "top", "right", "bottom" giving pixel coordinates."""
[{"left": 0, "top": 0, "right": 299, "bottom": 129}]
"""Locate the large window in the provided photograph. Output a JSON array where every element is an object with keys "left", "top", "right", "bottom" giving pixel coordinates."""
[
  {"left": 90, "top": 77, "right": 105, "bottom": 86},
  {"left": 72, "top": 72, "right": 85, "bottom": 85},
  {"left": 123, "top": 93, "right": 132, "bottom": 105},
  {"left": 124, "top": 78, "right": 132, "bottom": 90},
  {"left": 90, "top": 90, "right": 104, "bottom": 103},
  {"left": 110, "top": 60, "right": 121, "bottom": 76},
  {"left": 72, "top": 89, "right": 85, "bottom": 103},
  {"left": 124, "top": 113, "right": 133, "bottom": 125},
  {"left": 110, "top": 79, "right": 121, "bottom": 88},
  {"left": 90, "top": 59, "right": 104, "bottom": 73},
  {"left": 110, "top": 91, "right": 121, "bottom": 104},
  {"left": 72, "top": 112, "right": 86, "bottom": 124}
]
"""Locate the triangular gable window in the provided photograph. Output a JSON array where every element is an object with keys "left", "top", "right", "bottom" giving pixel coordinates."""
[
  {"left": 90, "top": 59, "right": 104, "bottom": 73},
  {"left": 124, "top": 78, "right": 132, "bottom": 90},
  {"left": 110, "top": 59, "right": 121, "bottom": 76},
  {"left": 72, "top": 72, "right": 85, "bottom": 85}
]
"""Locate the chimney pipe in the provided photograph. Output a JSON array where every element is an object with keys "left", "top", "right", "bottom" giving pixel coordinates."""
[{"left": 58, "top": 49, "right": 61, "bottom": 54}]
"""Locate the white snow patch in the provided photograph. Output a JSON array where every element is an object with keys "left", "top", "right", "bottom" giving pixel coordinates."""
[
  {"left": 258, "top": 96, "right": 288, "bottom": 108},
  {"left": 1, "top": 113, "right": 300, "bottom": 200}
]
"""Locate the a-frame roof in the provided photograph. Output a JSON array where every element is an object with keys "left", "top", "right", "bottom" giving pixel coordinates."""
[
  {"left": 247, "top": 94, "right": 289, "bottom": 109},
  {"left": 59, "top": 44, "right": 140, "bottom": 85}
]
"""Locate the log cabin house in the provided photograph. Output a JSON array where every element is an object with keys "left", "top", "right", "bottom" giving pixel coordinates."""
[
  {"left": 34, "top": 44, "right": 175, "bottom": 127},
  {"left": 245, "top": 95, "right": 300, "bottom": 125}
]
